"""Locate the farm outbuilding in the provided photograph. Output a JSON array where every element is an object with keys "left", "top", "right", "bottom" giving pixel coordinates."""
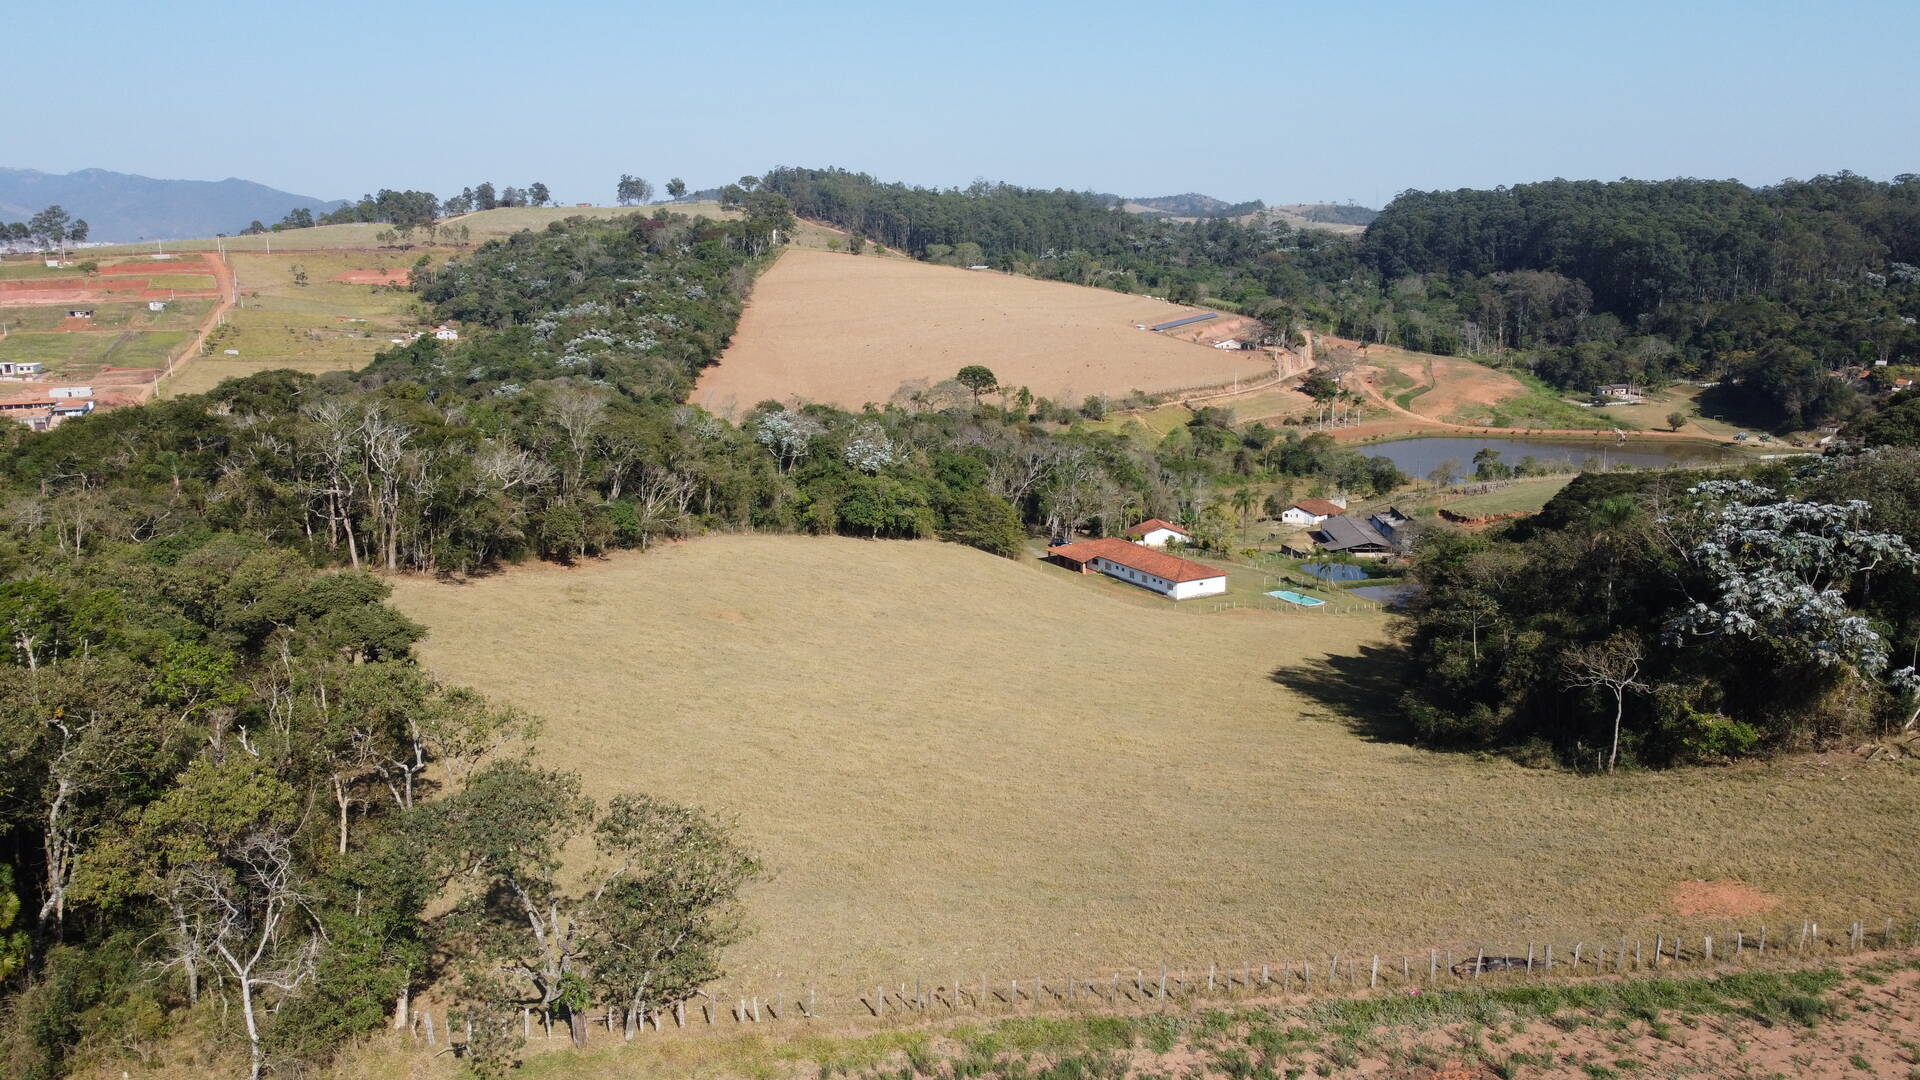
[
  {"left": 433, "top": 324, "right": 460, "bottom": 341},
  {"left": 1148, "top": 313, "right": 1219, "bottom": 332},
  {"left": 65, "top": 309, "right": 94, "bottom": 319},
  {"left": 1046, "top": 537, "right": 1227, "bottom": 600},
  {"left": 1314, "top": 515, "right": 1394, "bottom": 557},
  {"left": 148, "top": 300, "right": 168, "bottom": 311},
  {"left": 1125, "top": 518, "right": 1192, "bottom": 548},
  {"left": 1280, "top": 498, "right": 1347, "bottom": 527},
  {"left": 0, "top": 361, "right": 46, "bottom": 377}
]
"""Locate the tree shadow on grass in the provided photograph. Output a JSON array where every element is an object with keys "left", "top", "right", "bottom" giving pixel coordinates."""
[{"left": 1269, "top": 643, "right": 1416, "bottom": 744}]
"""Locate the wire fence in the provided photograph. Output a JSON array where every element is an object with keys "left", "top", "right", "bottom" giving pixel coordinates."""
[{"left": 402, "top": 913, "right": 1918, "bottom": 1053}]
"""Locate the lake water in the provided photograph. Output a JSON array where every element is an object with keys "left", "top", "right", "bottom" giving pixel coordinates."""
[{"left": 1356, "top": 436, "right": 1733, "bottom": 479}]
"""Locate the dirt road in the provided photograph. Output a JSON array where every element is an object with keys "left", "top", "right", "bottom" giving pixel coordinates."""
[{"left": 149, "top": 252, "right": 237, "bottom": 400}]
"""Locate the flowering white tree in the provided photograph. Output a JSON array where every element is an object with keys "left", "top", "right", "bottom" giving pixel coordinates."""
[
  {"left": 1666, "top": 479, "right": 1916, "bottom": 682},
  {"left": 841, "top": 422, "right": 899, "bottom": 473},
  {"left": 752, "top": 410, "right": 823, "bottom": 473}
]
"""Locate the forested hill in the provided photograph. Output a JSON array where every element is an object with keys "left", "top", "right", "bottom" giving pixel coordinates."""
[{"left": 1363, "top": 175, "right": 1920, "bottom": 314}]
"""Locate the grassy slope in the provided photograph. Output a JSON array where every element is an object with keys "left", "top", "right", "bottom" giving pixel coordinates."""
[{"left": 389, "top": 535, "right": 1920, "bottom": 1002}]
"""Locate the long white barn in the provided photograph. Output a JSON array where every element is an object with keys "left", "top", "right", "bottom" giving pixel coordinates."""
[{"left": 1046, "top": 537, "right": 1228, "bottom": 600}]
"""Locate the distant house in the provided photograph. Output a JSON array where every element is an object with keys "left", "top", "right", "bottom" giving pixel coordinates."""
[
  {"left": 1125, "top": 518, "right": 1192, "bottom": 548},
  {"left": 433, "top": 324, "right": 460, "bottom": 341},
  {"left": 1212, "top": 339, "right": 1242, "bottom": 350},
  {"left": 1, "top": 393, "right": 93, "bottom": 432},
  {"left": 148, "top": 300, "right": 168, "bottom": 312},
  {"left": 0, "top": 361, "right": 46, "bottom": 377},
  {"left": 65, "top": 309, "right": 94, "bottom": 319},
  {"left": 1046, "top": 537, "right": 1228, "bottom": 600},
  {"left": 48, "top": 386, "right": 92, "bottom": 399},
  {"left": 968, "top": 264, "right": 991, "bottom": 270},
  {"left": 1315, "top": 515, "right": 1394, "bottom": 557},
  {"left": 1280, "top": 497, "right": 1347, "bottom": 527},
  {"left": 43, "top": 259, "right": 65, "bottom": 269},
  {"left": 1597, "top": 383, "right": 1639, "bottom": 399}
]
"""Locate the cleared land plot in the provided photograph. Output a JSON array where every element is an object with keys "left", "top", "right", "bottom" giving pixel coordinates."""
[
  {"left": 160, "top": 251, "right": 422, "bottom": 397},
  {"left": 0, "top": 328, "right": 188, "bottom": 376},
  {"left": 0, "top": 299, "right": 210, "bottom": 332},
  {"left": 390, "top": 535, "right": 1920, "bottom": 998},
  {"left": 1348, "top": 342, "right": 1611, "bottom": 430},
  {"left": 696, "top": 249, "right": 1270, "bottom": 413}
]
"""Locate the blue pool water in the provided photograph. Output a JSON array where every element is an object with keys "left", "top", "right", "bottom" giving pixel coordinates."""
[{"left": 1268, "top": 590, "right": 1326, "bottom": 607}]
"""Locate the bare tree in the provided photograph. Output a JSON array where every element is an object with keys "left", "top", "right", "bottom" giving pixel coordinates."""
[{"left": 1562, "top": 633, "right": 1648, "bottom": 773}]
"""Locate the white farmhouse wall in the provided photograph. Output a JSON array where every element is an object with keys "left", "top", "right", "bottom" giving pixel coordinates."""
[
  {"left": 1135, "top": 527, "right": 1187, "bottom": 548},
  {"left": 1170, "top": 576, "right": 1228, "bottom": 600},
  {"left": 1280, "top": 508, "right": 1326, "bottom": 526}
]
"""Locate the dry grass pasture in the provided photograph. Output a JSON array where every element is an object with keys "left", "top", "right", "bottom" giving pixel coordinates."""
[
  {"left": 389, "top": 536, "right": 1920, "bottom": 999},
  {"left": 694, "top": 249, "right": 1271, "bottom": 414}
]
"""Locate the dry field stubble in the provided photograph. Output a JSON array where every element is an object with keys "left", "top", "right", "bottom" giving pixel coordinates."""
[
  {"left": 694, "top": 249, "right": 1271, "bottom": 415},
  {"left": 389, "top": 536, "right": 1920, "bottom": 1000}
]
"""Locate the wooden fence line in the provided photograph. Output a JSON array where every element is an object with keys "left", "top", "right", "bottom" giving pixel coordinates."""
[{"left": 407, "top": 913, "right": 1917, "bottom": 1054}]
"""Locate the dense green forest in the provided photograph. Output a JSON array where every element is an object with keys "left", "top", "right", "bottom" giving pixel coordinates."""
[{"left": 765, "top": 167, "right": 1920, "bottom": 429}]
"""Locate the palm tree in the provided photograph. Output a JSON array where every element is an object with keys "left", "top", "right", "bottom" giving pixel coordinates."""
[{"left": 1230, "top": 487, "right": 1256, "bottom": 543}]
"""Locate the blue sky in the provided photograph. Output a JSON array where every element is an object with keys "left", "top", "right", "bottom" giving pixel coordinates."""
[{"left": 15, "top": 0, "right": 1917, "bottom": 207}]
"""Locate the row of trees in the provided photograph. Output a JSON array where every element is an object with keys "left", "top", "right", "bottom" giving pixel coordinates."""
[{"left": 0, "top": 205, "right": 89, "bottom": 253}]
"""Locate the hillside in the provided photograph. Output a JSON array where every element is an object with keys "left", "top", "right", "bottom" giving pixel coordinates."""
[
  {"left": 0, "top": 166, "right": 345, "bottom": 241},
  {"left": 694, "top": 247, "right": 1270, "bottom": 413},
  {"left": 390, "top": 534, "right": 1920, "bottom": 998}
]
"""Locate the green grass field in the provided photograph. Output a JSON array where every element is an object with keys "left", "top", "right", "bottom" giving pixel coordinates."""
[
  {"left": 159, "top": 251, "right": 425, "bottom": 398},
  {"left": 388, "top": 535, "right": 1920, "bottom": 1003},
  {"left": 144, "top": 273, "right": 217, "bottom": 290},
  {"left": 0, "top": 298, "right": 210, "bottom": 332},
  {"left": 1447, "top": 370, "right": 1622, "bottom": 431}
]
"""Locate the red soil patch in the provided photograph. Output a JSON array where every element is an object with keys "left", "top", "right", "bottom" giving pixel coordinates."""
[
  {"left": 1670, "top": 879, "right": 1780, "bottom": 918},
  {"left": 332, "top": 268, "right": 410, "bottom": 285}
]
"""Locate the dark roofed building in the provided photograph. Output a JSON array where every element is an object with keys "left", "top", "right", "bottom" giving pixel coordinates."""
[{"left": 1315, "top": 515, "right": 1393, "bottom": 556}]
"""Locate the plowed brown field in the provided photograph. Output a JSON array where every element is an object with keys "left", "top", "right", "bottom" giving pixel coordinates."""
[{"left": 695, "top": 249, "right": 1270, "bottom": 414}]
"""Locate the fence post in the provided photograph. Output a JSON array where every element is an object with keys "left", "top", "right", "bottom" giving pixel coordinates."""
[
  {"left": 522, "top": 1008, "right": 530, "bottom": 1040},
  {"left": 424, "top": 1011, "right": 435, "bottom": 1046},
  {"left": 1158, "top": 969, "right": 1167, "bottom": 1000},
  {"left": 1735, "top": 932, "right": 1743, "bottom": 958},
  {"left": 1705, "top": 936, "right": 1712, "bottom": 963},
  {"left": 1655, "top": 935, "right": 1663, "bottom": 968},
  {"left": 1474, "top": 949, "right": 1483, "bottom": 978},
  {"left": 1207, "top": 963, "right": 1216, "bottom": 993},
  {"left": 1526, "top": 944, "right": 1534, "bottom": 974},
  {"left": 1429, "top": 950, "right": 1437, "bottom": 983},
  {"left": 1370, "top": 955, "right": 1379, "bottom": 989},
  {"left": 1545, "top": 944, "right": 1553, "bottom": 973}
]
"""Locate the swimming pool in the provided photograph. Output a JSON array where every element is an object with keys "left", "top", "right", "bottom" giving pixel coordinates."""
[{"left": 1268, "top": 590, "right": 1326, "bottom": 607}]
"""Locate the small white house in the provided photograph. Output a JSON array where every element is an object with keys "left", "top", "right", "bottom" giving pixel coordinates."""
[
  {"left": 0, "top": 361, "right": 46, "bottom": 377},
  {"left": 1047, "top": 538, "right": 1228, "bottom": 600},
  {"left": 148, "top": 300, "right": 168, "bottom": 312},
  {"left": 1280, "top": 497, "right": 1347, "bottom": 527},
  {"left": 433, "top": 324, "right": 460, "bottom": 341},
  {"left": 44, "top": 259, "right": 65, "bottom": 269},
  {"left": 48, "top": 386, "right": 93, "bottom": 399},
  {"left": 1598, "top": 383, "right": 1640, "bottom": 399},
  {"left": 1125, "top": 518, "right": 1191, "bottom": 548},
  {"left": 1212, "top": 339, "right": 1242, "bottom": 350}
]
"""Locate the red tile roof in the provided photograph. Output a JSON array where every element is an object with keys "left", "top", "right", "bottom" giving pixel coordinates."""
[
  {"left": 1125, "top": 518, "right": 1189, "bottom": 539},
  {"left": 1046, "top": 537, "right": 1225, "bottom": 583},
  {"left": 1291, "top": 498, "right": 1346, "bottom": 517}
]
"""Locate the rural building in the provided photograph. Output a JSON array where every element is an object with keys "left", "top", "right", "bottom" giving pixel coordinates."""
[
  {"left": 1315, "top": 515, "right": 1394, "bottom": 557},
  {"left": 1148, "top": 313, "right": 1218, "bottom": 333},
  {"left": 1597, "top": 383, "right": 1640, "bottom": 399},
  {"left": 43, "top": 259, "right": 64, "bottom": 268},
  {"left": 1280, "top": 497, "right": 1347, "bottom": 527},
  {"left": 148, "top": 300, "right": 168, "bottom": 311},
  {"left": 433, "top": 324, "right": 460, "bottom": 341},
  {"left": 1212, "top": 339, "right": 1243, "bottom": 350},
  {"left": 0, "top": 361, "right": 46, "bottom": 377},
  {"left": 1, "top": 393, "right": 94, "bottom": 432},
  {"left": 1045, "top": 537, "right": 1227, "bottom": 600},
  {"left": 1125, "top": 518, "right": 1192, "bottom": 547},
  {"left": 48, "top": 386, "right": 93, "bottom": 399},
  {"left": 968, "top": 264, "right": 991, "bottom": 270},
  {"left": 65, "top": 309, "right": 94, "bottom": 319},
  {"left": 1368, "top": 506, "right": 1412, "bottom": 546}
]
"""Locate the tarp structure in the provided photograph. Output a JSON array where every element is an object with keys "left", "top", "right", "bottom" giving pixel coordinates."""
[{"left": 1299, "top": 562, "right": 1368, "bottom": 581}]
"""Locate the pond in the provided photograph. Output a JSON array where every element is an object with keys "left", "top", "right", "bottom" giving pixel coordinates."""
[{"left": 1355, "top": 436, "right": 1735, "bottom": 479}]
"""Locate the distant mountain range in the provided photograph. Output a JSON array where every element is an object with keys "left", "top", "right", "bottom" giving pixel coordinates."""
[{"left": 0, "top": 167, "right": 347, "bottom": 242}]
